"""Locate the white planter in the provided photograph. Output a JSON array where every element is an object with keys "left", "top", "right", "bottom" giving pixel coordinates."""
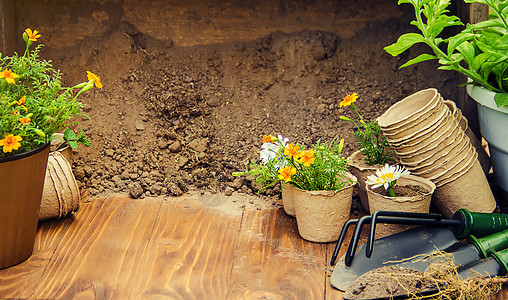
[{"left": 466, "top": 84, "right": 508, "bottom": 195}]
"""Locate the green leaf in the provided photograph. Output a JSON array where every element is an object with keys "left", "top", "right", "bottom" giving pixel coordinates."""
[
  {"left": 456, "top": 41, "right": 476, "bottom": 66},
  {"left": 63, "top": 128, "right": 78, "bottom": 149},
  {"left": 400, "top": 53, "right": 438, "bottom": 68},
  {"left": 76, "top": 131, "right": 92, "bottom": 147},
  {"left": 447, "top": 32, "right": 476, "bottom": 55},
  {"left": 494, "top": 93, "right": 508, "bottom": 107},
  {"left": 384, "top": 33, "right": 426, "bottom": 56}
]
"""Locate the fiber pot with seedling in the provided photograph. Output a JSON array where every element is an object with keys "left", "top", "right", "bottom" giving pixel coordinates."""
[
  {"left": 364, "top": 164, "right": 436, "bottom": 237},
  {"left": 234, "top": 136, "right": 357, "bottom": 243},
  {"left": 339, "top": 92, "right": 397, "bottom": 212}
]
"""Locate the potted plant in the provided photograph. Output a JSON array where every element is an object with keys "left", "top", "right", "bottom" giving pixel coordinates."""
[
  {"left": 0, "top": 29, "right": 100, "bottom": 268},
  {"left": 366, "top": 164, "right": 436, "bottom": 237},
  {"left": 384, "top": 0, "right": 508, "bottom": 197},
  {"left": 234, "top": 136, "right": 357, "bottom": 243},
  {"left": 339, "top": 92, "right": 396, "bottom": 212}
]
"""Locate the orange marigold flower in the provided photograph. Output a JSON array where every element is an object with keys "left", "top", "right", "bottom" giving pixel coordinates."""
[
  {"left": 278, "top": 166, "right": 296, "bottom": 183},
  {"left": 340, "top": 92, "right": 358, "bottom": 108},
  {"left": 19, "top": 116, "right": 31, "bottom": 125},
  {"left": 0, "top": 134, "right": 23, "bottom": 153},
  {"left": 262, "top": 135, "right": 275, "bottom": 144},
  {"left": 297, "top": 149, "right": 315, "bottom": 167},
  {"left": 284, "top": 143, "right": 300, "bottom": 159},
  {"left": 0, "top": 69, "right": 19, "bottom": 84},
  {"left": 86, "top": 71, "right": 102, "bottom": 89},
  {"left": 25, "top": 28, "right": 41, "bottom": 41},
  {"left": 16, "top": 96, "right": 26, "bottom": 106}
]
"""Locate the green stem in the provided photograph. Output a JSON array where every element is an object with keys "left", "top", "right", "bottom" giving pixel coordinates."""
[{"left": 387, "top": 186, "right": 395, "bottom": 197}]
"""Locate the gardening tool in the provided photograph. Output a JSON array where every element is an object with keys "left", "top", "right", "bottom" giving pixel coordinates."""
[
  {"left": 329, "top": 209, "right": 508, "bottom": 291},
  {"left": 343, "top": 237, "right": 508, "bottom": 300},
  {"left": 330, "top": 209, "right": 508, "bottom": 267}
]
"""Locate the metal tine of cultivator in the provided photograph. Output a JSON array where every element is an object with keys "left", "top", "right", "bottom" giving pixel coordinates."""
[
  {"left": 330, "top": 213, "right": 452, "bottom": 266},
  {"left": 365, "top": 211, "right": 460, "bottom": 258},
  {"left": 330, "top": 219, "right": 360, "bottom": 266},
  {"left": 342, "top": 211, "right": 462, "bottom": 267}
]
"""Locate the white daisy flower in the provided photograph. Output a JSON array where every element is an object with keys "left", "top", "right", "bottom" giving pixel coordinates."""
[{"left": 366, "top": 164, "right": 410, "bottom": 190}]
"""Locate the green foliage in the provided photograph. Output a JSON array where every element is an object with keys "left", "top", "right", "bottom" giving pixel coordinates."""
[
  {"left": 385, "top": 0, "right": 508, "bottom": 105},
  {"left": 339, "top": 94, "right": 393, "bottom": 166},
  {"left": 353, "top": 119, "right": 393, "bottom": 166},
  {"left": 233, "top": 136, "right": 352, "bottom": 192},
  {"left": 0, "top": 30, "right": 98, "bottom": 157}
]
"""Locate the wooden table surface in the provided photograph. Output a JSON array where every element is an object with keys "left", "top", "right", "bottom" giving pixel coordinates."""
[
  {"left": 1, "top": 193, "right": 507, "bottom": 299},
  {"left": 0, "top": 193, "right": 346, "bottom": 299}
]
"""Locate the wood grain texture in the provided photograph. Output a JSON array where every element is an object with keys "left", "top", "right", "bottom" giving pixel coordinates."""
[
  {"left": 227, "top": 208, "right": 328, "bottom": 299},
  {"left": 0, "top": 217, "right": 73, "bottom": 298},
  {"left": 30, "top": 197, "right": 163, "bottom": 299},
  {"left": 5, "top": 194, "right": 506, "bottom": 299}
]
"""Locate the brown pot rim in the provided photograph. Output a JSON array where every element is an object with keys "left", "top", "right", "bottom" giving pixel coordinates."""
[{"left": 0, "top": 143, "right": 50, "bottom": 163}]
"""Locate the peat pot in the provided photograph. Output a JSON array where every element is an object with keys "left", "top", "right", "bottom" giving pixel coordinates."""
[
  {"left": 0, "top": 143, "right": 50, "bottom": 269},
  {"left": 367, "top": 175, "right": 435, "bottom": 237},
  {"left": 39, "top": 151, "right": 81, "bottom": 220},
  {"left": 281, "top": 183, "right": 296, "bottom": 217},
  {"left": 292, "top": 173, "right": 356, "bottom": 243},
  {"left": 467, "top": 84, "right": 508, "bottom": 198}
]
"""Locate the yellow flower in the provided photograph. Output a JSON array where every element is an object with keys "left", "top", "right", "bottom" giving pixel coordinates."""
[
  {"left": 0, "top": 134, "right": 23, "bottom": 153},
  {"left": 24, "top": 28, "right": 41, "bottom": 42},
  {"left": 297, "top": 149, "right": 315, "bottom": 167},
  {"left": 340, "top": 92, "right": 358, "bottom": 108},
  {"left": 284, "top": 143, "right": 300, "bottom": 159},
  {"left": 262, "top": 135, "right": 275, "bottom": 144},
  {"left": 0, "top": 69, "right": 19, "bottom": 84},
  {"left": 19, "top": 116, "right": 31, "bottom": 125},
  {"left": 86, "top": 71, "right": 102, "bottom": 89},
  {"left": 278, "top": 166, "right": 296, "bottom": 183},
  {"left": 16, "top": 96, "right": 26, "bottom": 106}
]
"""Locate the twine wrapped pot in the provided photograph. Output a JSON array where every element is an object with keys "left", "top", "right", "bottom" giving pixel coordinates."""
[
  {"left": 39, "top": 151, "right": 80, "bottom": 220},
  {"left": 281, "top": 183, "right": 296, "bottom": 217},
  {"left": 292, "top": 173, "right": 356, "bottom": 243}
]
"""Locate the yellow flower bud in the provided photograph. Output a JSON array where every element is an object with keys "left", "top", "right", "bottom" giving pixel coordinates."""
[
  {"left": 33, "top": 128, "right": 45, "bottom": 138},
  {"left": 339, "top": 116, "right": 352, "bottom": 121}
]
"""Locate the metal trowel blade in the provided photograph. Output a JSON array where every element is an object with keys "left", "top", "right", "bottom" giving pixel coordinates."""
[{"left": 330, "top": 225, "right": 459, "bottom": 291}]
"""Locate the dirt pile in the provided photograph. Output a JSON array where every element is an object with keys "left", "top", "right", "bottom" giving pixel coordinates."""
[{"left": 55, "top": 19, "right": 458, "bottom": 200}]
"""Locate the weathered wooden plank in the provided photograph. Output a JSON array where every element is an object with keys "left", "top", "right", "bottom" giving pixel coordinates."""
[
  {"left": 126, "top": 194, "right": 244, "bottom": 299},
  {"left": 227, "top": 207, "right": 328, "bottom": 299},
  {"left": 29, "top": 196, "right": 163, "bottom": 299},
  {"left": 0, "top": 217, "right": 74, "bottom": 298},
  {"left": 0, "top": 0, "right": 16, "bottom": 55}
]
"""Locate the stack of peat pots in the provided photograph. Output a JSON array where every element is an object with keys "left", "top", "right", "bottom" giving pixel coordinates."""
[{"left": 377, "top": 88, "right": 496, "bottom": 218}]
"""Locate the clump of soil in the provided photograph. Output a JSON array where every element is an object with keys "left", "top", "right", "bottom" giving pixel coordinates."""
[
  {"left": 45, "top": 16, "right": 460, "bottom": 201},
  {"left": 344, "top": 253, "right": 505, "bottom": 300},
  {"left": 374, "top": 184, "right": 429, "bottom": 197}
]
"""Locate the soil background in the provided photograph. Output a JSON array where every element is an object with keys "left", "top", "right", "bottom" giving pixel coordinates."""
[{"left": 12, "top": 0, "right": 466, "bottom": 208}]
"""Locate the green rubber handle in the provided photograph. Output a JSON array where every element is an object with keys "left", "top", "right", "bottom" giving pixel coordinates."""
[
  {"left": 469, "top": 228, "right": 508, "bottom": 259},
  {"left": 489, "top": 248, "right": 508, "bottom": 276},
  {"left": 452, "top": 209, "right": 508, "bottom": 240}
]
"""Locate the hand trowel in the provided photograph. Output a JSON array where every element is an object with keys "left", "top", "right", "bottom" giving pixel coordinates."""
[
  {"left": 330, "top": 209, "right": 508, "bottom": 291},
  {"left": 342, "top": 232, "right": 508, "bottom": 300}
]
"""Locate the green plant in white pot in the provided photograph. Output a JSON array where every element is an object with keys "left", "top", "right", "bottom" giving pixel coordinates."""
[{"left": 384, "top": 0, "right": 508, "bottom": 197}]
